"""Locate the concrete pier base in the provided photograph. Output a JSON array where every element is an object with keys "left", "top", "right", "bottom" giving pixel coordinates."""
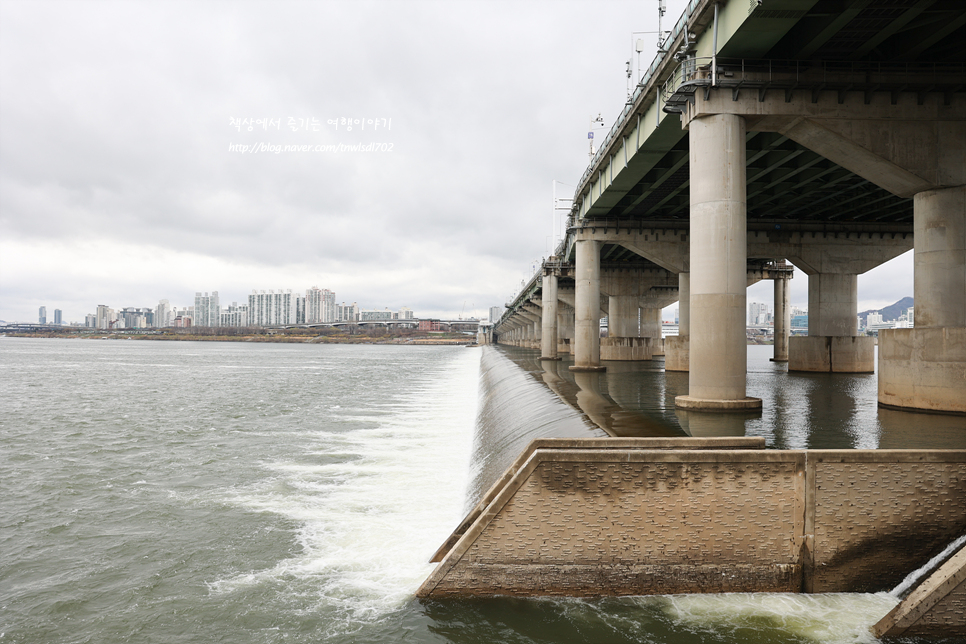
[
  {"left": 600, "top": 336, "right": 652, "bottom": 361},
  {"left": 878, "top": 186, "right": 965, "bottom": 414},
  {"left": 788, "top": 336, "right": 875, "bottom": 373},
  {"left": 665, "top": 336, "right": 689, "bottom": 371},
  {"left": 675, "top": 395, "right": 763, "bottom": 411},
  {"left": 879, "top": 328, "right": 966, "bottom": 414}
]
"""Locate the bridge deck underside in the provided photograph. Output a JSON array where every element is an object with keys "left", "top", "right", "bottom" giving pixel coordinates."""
[{"left": 584, "top": 133, "right": 913, "bottom": 229}]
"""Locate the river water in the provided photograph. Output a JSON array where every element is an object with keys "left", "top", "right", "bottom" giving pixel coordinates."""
[{"left": 1, "top": 337, "right": 963, "bottom": 643}]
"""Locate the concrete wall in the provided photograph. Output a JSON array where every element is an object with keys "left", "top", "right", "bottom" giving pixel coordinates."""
[
  {"left": 879, "top": 328, "right": 966, "bottom": 414},
  {"left": 419, "top": 442, "right": 966, "bottom": 600},
  {"left": 665, "top": 336, "right": 688, "bottom": 372},
  {"left": 600, "top": 336, "right": 651, "bottom": 361},
  {"left": 788, "top": 335, "right": 874, "bottom": 373}
]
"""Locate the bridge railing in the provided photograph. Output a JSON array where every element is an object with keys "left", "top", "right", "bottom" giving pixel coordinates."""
[{"left": 575, "top": 0, "right": 706, "bottom": 194}]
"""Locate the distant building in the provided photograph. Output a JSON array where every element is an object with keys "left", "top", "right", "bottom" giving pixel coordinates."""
[
  {"left": 248, "top": 290, "right": 296, "bottom": 326},
  {"left": 85, "top": 313, "right": 97, "bottom": 328},
  {"left": 336, "top": 302, "right": 359, "bottom": 323},
  {"left": 305, "top": 287, "right": 336, "bottom": 323},
  {"left": 53, "top": 309, "right": 62, "bottom": 325},
  {"left": 489, "top": 306, "right": 503, "bottom": 323},
  {"left": 155, "top": 300, "right": 171, "bottom": 328},
  {"left": 419, "top": 319, "right": 442, "bottom": 332},
  {"left": 96, "top": 305, "right": 113, "bottom": 330},
  {"left": 194, "top": 292, "right": 220, "bottom": 327},
  {"left": 38, "top": 306, "right": 46, "bottom": 324},
  {"left": 397, "top": 307, "right": 414, "bottom": 320},
  {"left": 360, "top": 309, "right": 393, "bottom": 322},
  {"left": 219, "top": 302, "right": 248, "bottom": 327},
  {"left": 748, "top": 302, "right": 771, "bottom": 326},
  {"left": 791, "top": 314, "right": 808, "bottom": 329}
]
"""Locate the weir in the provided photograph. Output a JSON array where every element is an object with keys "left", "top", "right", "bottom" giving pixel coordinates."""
[{"left": 419, "top": 439, "right": 966, "bottom": 602}]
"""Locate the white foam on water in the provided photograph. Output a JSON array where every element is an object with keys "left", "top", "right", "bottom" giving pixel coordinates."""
[
  {"left": 890, "top": 533, "right": 966, "bottom": 598},
  {"left": 210, "top": 348, "right": 481, "bottom": 628},
  {"left": 661, "top": 592, "right": 899, "bottom": 643}
]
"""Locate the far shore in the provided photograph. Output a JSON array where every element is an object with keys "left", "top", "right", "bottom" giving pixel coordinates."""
[{"left": 0, "top": 329, "right": 478, "bottom": 346}]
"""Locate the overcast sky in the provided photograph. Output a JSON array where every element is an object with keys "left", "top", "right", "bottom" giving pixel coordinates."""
[{"left": 0, "top": 0, "right": 912, "bottom": 324}]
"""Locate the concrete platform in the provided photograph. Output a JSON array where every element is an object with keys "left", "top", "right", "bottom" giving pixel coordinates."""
[{"left": 873, "top": 543, "right": 966, "bottom": 639}]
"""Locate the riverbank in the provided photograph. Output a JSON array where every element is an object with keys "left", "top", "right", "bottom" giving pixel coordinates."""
[{"left": 1, "top": 330, "right": 477, "bottom": 345}]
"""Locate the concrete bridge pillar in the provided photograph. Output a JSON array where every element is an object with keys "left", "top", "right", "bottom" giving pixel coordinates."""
[
  {"left": 666, "top": 272, "right": 690, "bottom": 372},
  {"left": 600, "top": 295, "right": 651, "bottom": 361},
  {"left": 789, "top": 273, "right": 873, "bottom": 373},
  {"left": 608, "top": 296, "right": 639, "bottom": 337},
  {"left": 640, "top": 307, "right": 663, "bottom": 355},
  {"left": 772, "top": 274, "right": 790, "bottom": 363},
  {"left": 557, "top": 303, "right": 574, "bottom": 355},
  {"left": 571, "top": 239, "right": 605, "bottom": 372},
  {"left": 880, "top": 185, "right": 966, "bottom": 414},
  {"left": 541, "top": 273, "right": 559, "bottom": 360},
  {"left": 676, "top": 113, "right": 760, "bottom": 411}
]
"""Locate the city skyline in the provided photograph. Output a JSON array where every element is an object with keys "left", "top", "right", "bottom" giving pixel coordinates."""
[{"left": 0, "top": 1, "right": 914, "bottom": 325}]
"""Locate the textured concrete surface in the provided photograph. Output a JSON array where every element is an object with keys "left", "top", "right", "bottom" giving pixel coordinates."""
[
  {"left": 428, "top": 437, "right": 766, "bottom": 564},
  {"left": 420, "top": 443, "right": 966, "bottom": 601},
  {"left": 879, "top": 327, "right": 966, "bottom": 414},
  {"left": 788, "top": 335, "right": 875, "bottom": 373},
  {"left": 873, "top": 544, "right": 966, "bottom": 638},
  {"left": 600, "top": 337, "right": 652, "bottom": 361},
  {"left": 664, "top": 336, "right": 689, "bottom": 372}
]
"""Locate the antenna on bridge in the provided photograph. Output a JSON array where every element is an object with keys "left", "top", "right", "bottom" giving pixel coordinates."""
[
  {"left": 552, "top": 180, "right": 575, "bottom": 252},
  {"left": 657, "top": 0, "right": 669, "bottom": 52},
  {"left": 588, "top": 113, "right": 605, "bottom": 159}
]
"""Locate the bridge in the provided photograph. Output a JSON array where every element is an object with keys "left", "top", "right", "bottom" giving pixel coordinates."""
[{"left": 492, "top": 0, "right": 965, "bottom": 415}]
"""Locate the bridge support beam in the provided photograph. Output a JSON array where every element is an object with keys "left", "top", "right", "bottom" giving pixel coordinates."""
[
  {"left": 540, "top": 273, "right": 559, "bottom": 360},
  {"left": 880, "top": 185, "right": 966, "bottom": 414},
  {"left": 571, "top": 239, "right": 605, "bottom": 372},
  {"left": 676, "top": 113, "right": 761, "bottom": 411}
]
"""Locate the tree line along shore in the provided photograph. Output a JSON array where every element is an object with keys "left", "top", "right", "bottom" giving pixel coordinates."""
[{"left": 1, "top": 326, "right": 478, "bottom": 346}]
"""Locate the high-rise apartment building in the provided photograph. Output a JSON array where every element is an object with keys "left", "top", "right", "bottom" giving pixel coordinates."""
[
  {"left": 748, "top": 302, "right": 771, "bottom": 326},
  {"left": 489, "top": 306, "right": 503, "bottom": 323},
  {"left": 155, "top": 300, "right": 171, "bottom": 328},
  {"left": 219, "top": 303, "right": 249, "bottom": 327},
  {"left": 247, "top": 290, "right": 296, "bottom": 326},
  {"left": 53, "top": 309, "right": 62, "bottom": 325},
  {"left": 336, "top": 302, "right": 359, "bottom": 323},
  {"left": 96, "top": 305, "right": 113, "bottom": 329},
  {"left": 305, "top": 287, "right": 336, "bottom": 323},
  {"left": 85, "top": 313, "right": 97, "bottom": 328},
  {"left": 193, "top": 292, "right": 220, "bottom": 327},
  {"left": 38, "top": 306, "right": 46, "bottom": 324},
  {"left": 397, "top": 307, "right": 414, "bottom": 320}
]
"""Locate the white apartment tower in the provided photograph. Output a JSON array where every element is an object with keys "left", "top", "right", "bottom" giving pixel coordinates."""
[
  {"left": 248, "top": 290, "right": 297, "bottom": 326},
  {"left": 305, "top": 287, "right": 336, "bottom": 323},
  {"left": 155, "top": 300, "right": 171, "bottom": 328},
  {"left": 194, "top": 292, "right": 220, "bottom": 327}
]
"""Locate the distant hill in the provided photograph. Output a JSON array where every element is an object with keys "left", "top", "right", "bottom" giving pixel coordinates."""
[{"left": 859, "top": 296, "right": 914, "bottom": 324}]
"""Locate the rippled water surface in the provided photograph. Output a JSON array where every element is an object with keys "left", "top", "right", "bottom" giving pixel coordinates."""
[{"left": 1, "top": 338, "right": 961, "bottom": 643}]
